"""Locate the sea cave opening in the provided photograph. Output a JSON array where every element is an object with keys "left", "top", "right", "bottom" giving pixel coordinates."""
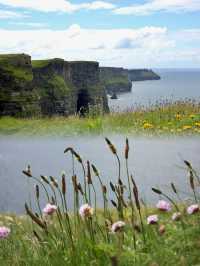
[{"left": 76, "top": 89, "right": 90, "bottom": 116}]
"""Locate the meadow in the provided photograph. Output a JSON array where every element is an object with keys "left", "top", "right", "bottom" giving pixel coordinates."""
[
  {"left": 0, "top": 99, "right": 200, "bottom": 136},
  {"left": 0, "top": 138, "right": 200, "bottom": 266}
]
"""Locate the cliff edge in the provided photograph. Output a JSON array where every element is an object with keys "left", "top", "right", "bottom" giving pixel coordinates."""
[{"left": 0, "top": 54, "right": 109, "bottom": 117}]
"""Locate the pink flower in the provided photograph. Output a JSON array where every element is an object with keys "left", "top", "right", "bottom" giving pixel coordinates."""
[
  {"left": 0, "top": 226, "right": 11, "bottom": 239},
  {"left": 156, "top": 200, "right": 171, "bottom": 211},
  {"left": 187, "top": 204, "right": 199, "bottom": 215},
  {"left": 43, "top": 203, "right": 57, "bottom": 215},
  {"left": 172, "top": 212, "right": 182, "bottom": 221},
  {"left": 79, "top": 204, "right": 93, "bottom": 219},
  {"left": 147, "top": 215, "right": 158, "bottom": 224},
  {"left": 111, "top": 221, "right": 126, "bottom": 233}
]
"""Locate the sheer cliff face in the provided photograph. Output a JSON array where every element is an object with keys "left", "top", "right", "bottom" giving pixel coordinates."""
[
  {"left": 100, "top": 67, "right": 132, "bottom": 94},
  {"left": 0, "top": 54, "right": 109, "bottom": 117},
  {"left": 100, "top": 67, "right": 160, "bottom": 94},
  {"left": 0, "top": 54, "right": 40, "bottom": 116}
]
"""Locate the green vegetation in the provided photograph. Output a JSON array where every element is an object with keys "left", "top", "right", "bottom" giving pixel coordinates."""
[
  {"left": 32, "top": 59, "right": 53, "bottom": 69},
  {"left": 0, "top": 100, "right": 200, "bottom": 136},
  {"left": 104, "top": 76, "right": 129, "bottom": 86},
  {"left": 0, "top": 139, "right": 200, "bottom": 265},
  {"left": 0, "top": 54, "right": 33, "bottom": 82}
]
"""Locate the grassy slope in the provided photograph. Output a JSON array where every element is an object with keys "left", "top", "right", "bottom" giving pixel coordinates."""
[
  {"left": 0, "top": 101, "right": 200, "bottom": 136},
  {"left": 0, "top": 54, "right": 33, "bottom": 82}
]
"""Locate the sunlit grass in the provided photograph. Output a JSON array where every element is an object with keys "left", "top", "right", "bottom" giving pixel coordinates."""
[{"left": 0, "top": 100, "right": 200, "bottom": 136}]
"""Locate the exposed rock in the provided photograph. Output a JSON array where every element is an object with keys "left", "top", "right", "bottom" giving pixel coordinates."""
[
  {"left": 128, "top": 69, "right": 160, "bottom": 81},
  {"left": 0, "top": 54, "right": 40, "bottom": 116},
  {"left": 100, "top": 67, "right": 132, "bottom": 94},
  {"left": 100, "top": 67, "right": 160, "bottom": 94},
  {"left": 0, "top": 54, "right": 109, "bottom": 117},
  {"left": 110, "top": 92, "right": 118, "bottom": 100}
]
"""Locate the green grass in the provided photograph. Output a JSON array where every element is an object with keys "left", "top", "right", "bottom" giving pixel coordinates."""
[
  {"left": 0, "top": 138, "right": 200, "bottom": 265},
  {"left": 32, "top": 59, "right": 52, "bottom": 69},
  {"left": 0, "top": 100, "right": 200, "bottom": 136},
  {"left": 0, "top": 54, "right": 33, "bottom": 81}
]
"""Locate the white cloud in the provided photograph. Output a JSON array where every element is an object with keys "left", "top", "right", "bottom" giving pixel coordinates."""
[
  {"left": 0, "top": 0, "right": 115, "bottom": 13},
  {"left": 0, "top": 24, "right": 199, "bottom": 68},
  {"left": 9, "top": 22, "right": 48, "bottom": 28},
  {"left": 0, "top": 9, "right": 27, "bottom": 18},
  {"left": 114, "top": 0, "right": 200, "bottom": 15}
]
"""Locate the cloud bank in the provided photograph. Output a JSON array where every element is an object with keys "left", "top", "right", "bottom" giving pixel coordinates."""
[
  {"left": 114, "top": 0, "right": 200, "bottom": 15},
  {"left": 0, "top": 0, "right": 115, "bottom": 13},
  {"left": 0, "top": 24, "right": 199, "bottom": 68}
]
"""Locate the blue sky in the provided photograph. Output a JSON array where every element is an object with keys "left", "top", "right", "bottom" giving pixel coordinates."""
[{"left": 0, "top": 0, "right": 200, "bottom": 68}]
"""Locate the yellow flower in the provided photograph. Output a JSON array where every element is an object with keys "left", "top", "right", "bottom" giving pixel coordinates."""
[
  {"left": 195, "top": 122, "right": 200, "bottom": 127},
  {"left": 143, "top": 122, "right": 153, "bottom": 129},
  {"left": 182, "top": 125, "right": 192, "bottom": 130},
  {"left": 175, "top": 114, "right": 181, "bottom": 120},
  {"left": 189, "top": 114, "right": 196, "bottom": 119}
]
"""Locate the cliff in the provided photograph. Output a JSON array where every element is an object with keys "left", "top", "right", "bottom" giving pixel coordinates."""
[
  {"left": 0, "top": 54, "right": 109, "bottom": 117},
  {"left": 0, "top": 54, "right": 40, "bottom": 116},
  {"left": 100, "top": 67, "right": 132, "bottom": 94},
  {"left": 100, "top": 67, "right": 160, "bottom": 94},
  {"left": 128, "top": 69, "right": 160, "bottom": 82}
]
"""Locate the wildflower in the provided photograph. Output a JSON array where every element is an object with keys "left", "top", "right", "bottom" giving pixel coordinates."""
[
  {"left": 0, "top": 226, "right": 10, "bottom": 239},
  {"left": 147, "top": 215, "right": 158, "bottom": 224},
  {"left": 111, "top": 221, "right": 126, "bottom": 233},
  {"left": 43, "top": 203, "right": 57, "bottom": 215},
  {"left": 182, "top": 125, "right": 192, "bottom": 130},
  {"left": 143, "top": 122, "right": 153, "bottom": 129},
  {"left": 189, "top": 114, "right": 195, "bottom": 119},
  {"left": 195, "top": 122, "right": 200, "bottom": 127},
  {"left": 175, "top": 114, "right": 181, "bottom": 120},
  {"left": 172, "top": 212, "right": 182, "bottom": 221},
  {"left": 79, "top": 204, "right": 93, "bottom": 219},
  {"left": 156, "top": 200, "right": 171, "bottom": 211},
  {"left": 158, "top": 224, "right": 165, "bottom": 235},
  {"left": 187, "top": 204, "right": 199, "bottom": 215}
]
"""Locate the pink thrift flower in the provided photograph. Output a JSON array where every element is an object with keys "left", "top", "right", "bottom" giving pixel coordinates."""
[
  {"left": 43, "top": 203, "right": 57, "bottom": 215},
  {"left": 79, "top": 204, "right": 93, "bottom": 219},
  {"left": 156, "top": 200, "right": 171, "bottom": 211},
  {"left": 147, "top": 215, "right": 158, "bottom": 224},
  {"left": 111, "top": 221, "right": 126, "bottom": 233},
  {"left": 187, "top": 204, "right": 199, "bottom": 215},
  {"left": 172, "top": 212, "right": 182, "bottom": 221},
  {"left": 0, "top": 226, "right": 11, "bottom": 239}
]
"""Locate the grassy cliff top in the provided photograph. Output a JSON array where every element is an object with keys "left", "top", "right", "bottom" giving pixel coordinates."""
[
  {"left": 32, "top": 58, "right": 65, "bottom": 69},
  {"left": 0, "top": 53, "right": 33, "bottom": 82}
]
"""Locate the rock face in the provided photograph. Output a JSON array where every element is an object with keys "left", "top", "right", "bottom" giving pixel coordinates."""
[
  {"left": 100, "top": 67, "right": 160, "bottom": 94},
  {"left": 100, "top": 67, "right": 132, "bottom": 94},
  {"left": 128, "top": 69, "right": 160, "bottom": 81},
  {"left": 0, "top": 54, "right": 40, "bottom": 116},
  {"left": 0, "top": 54, "right": 109, "bottom": 117}
]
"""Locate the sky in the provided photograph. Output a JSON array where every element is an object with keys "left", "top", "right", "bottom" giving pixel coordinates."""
[{"left": 0, "top": 0, "right": 200, "bottom": 68}]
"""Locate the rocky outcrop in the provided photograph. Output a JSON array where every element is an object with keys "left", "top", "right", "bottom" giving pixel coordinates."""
[
  {"left": 128, "top": 69, "right": 160, "bottom": 82},
  {"left": 0, "top": 54, "right": 109, "bottom": 117},
  {"left": 100, "top": 67, "right": 132, "bottom": 94},
  {"left": 100, "top": 67, "right": 160, "bottom": 94},
  {"left": 0, "top": 54, "right": 41, "bottom": 116}
]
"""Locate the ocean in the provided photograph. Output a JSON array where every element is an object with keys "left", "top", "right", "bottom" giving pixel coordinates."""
[{"left": 108, "top": 68, "right": 200, "bottom": 111}]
